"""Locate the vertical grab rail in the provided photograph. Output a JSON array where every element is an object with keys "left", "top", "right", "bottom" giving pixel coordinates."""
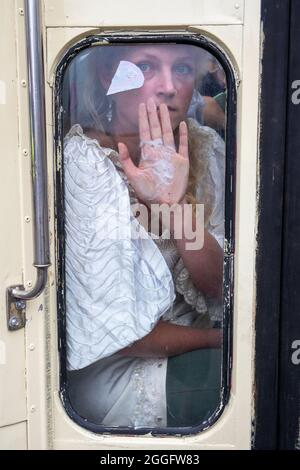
[{"left": 7, "top": 0, "right": 50, "bottom": 330}]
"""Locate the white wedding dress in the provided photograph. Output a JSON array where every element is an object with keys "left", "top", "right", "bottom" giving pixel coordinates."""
[{"left": 64, "top": 120, "right": 225, "bottom": 427}]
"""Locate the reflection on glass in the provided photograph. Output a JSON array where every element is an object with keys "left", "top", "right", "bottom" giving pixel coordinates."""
[{"left": 62, "top": 43, "right": 227, "bottom": 429}]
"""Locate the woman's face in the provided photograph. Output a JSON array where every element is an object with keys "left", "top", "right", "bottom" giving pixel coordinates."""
[{"left": 109, "top": 45, "right": 198, "bottom": 134}]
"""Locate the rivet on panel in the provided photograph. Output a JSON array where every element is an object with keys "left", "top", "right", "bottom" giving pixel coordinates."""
[
  {"left": 9, "top": 316, "right": 22, "bottom": 329},
  {"left": 23, "top": 149, "right": 28, "bottom": 156},
  {"left": 29, "top": 343, "right": 35, "bottom": 351},
  {"left": 21, "top": 80, "right": 27, "bottom": 87},
  {"left": 26, "top": 280, "right": 33, "bottom": 288},
  {"left": 234, "top": 3, "right": 240, "bottom": 9},
  {"left": 15, "top": 300, "right": 26, "bottom": 310},
  {"left": 19, "top": 8, "right": 24, "bottom": 16},
  {"left": 25, "top": 216, "right": 31, "bottom": 223},
  {"left": 30, "top": 405, "right": 36, "bottom": 413}
]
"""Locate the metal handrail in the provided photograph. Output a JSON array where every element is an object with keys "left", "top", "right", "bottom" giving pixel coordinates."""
[{"left": 10, "top": 0, "right": 50, "bottom": 301}]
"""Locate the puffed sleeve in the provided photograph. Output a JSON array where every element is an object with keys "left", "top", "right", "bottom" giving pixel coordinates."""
[
  {"left": 173, "top": 124, "right": 225, "bottom": 322},
  {"left": 64, "top": 125, "right": 175, "bottom": 370}
]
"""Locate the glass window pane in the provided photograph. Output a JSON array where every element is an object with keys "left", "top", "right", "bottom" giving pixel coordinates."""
[{"left": 60, "top": 42, "right": 228, "bottom": 430}]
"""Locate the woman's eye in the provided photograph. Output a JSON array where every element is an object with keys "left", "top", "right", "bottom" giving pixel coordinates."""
[
  {"left": 174, "top": 64, "right": 192, "bottom": 75},
  {"left": 137, "top": 63, "right": 151, "bottom": 73}
]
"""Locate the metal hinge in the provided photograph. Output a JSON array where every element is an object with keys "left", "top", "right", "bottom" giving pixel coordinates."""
[{"left": 6, "top": 286, "right": 26, "bottom": 331}]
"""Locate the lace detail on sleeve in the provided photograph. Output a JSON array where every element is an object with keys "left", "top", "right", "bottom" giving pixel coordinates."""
[{"left": 173, "top": 258, "right": 208, "bottom": 315}]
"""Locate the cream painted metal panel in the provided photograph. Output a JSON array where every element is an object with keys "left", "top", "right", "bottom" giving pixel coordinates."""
[
  {"left": 230, "top": 0, "right": 260, "bottom": 446},
  {"left": 0, "top": 0, "right": 52, "bottom": 450},
  {"left": 44, "top": 0, "right": 244, "bottom": 27},
  {"left": 0, "top": 0, "right": 27, "bottom": 428},
  {"left": 40, "top": 1, "right": 261, "bottom": 450},
  {"left": 14, "top": 0, "right": 52, "bottom": 450},
  {"left": 0, "top": 422, "right": 27, "bottom": 450}
]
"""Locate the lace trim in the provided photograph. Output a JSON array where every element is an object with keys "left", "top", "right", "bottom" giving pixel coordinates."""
[
  {"left": 173, "top": 258, "right": 208, "bottom": 315},
  {"left": 132, "top": 358, "right": 167, "bottom": 427}
]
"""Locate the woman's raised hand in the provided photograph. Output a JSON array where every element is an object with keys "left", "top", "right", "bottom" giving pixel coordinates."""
[{"left": 118, "top": 98, "right": 189, "bottom": 206}]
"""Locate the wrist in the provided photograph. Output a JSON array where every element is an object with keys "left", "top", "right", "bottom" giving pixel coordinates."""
[{"left": 168, "top": 199, "right": 188, "bottom": 237}]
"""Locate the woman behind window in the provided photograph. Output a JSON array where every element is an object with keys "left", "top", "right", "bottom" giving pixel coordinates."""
[{"left": 63, "top": 44, "right": 225, "bottom": 428}]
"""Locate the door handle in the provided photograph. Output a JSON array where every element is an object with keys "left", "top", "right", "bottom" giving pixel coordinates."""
[{"left": 7, "top": 0, "right": 50, "bottom": 330}]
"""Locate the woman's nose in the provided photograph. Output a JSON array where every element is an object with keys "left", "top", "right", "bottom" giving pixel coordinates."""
[{"left": 157, "top": 67, "right": 177, "bottom": 96}]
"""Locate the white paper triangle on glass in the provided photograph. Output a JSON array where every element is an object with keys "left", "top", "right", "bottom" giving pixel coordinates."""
[{"left": 106, "top": 60, "right": 145, "bottom": 96}]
